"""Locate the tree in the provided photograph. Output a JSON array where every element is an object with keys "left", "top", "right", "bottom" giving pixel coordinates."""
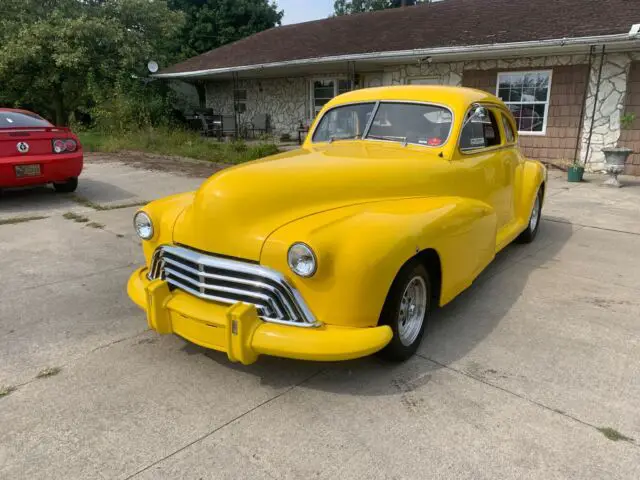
[
  {"left": 0, "top": 0, "right": 184, "bottom": 125},
  {"left": 334, "top": 0, "right": 424, "bottom": 15},
  {"left": 168, "top": 0, "right": 284, "bottom": 59}
]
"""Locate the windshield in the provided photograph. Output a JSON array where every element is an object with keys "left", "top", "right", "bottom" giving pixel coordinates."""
[
  {"left": 0, "top": 111, "right": 51, "bottom": 129},
  {"left": 312, "top": 101, "right": 453, "bottom": 147},
  {"left": 312, "top": 102, "right": 376, "bottom": 142},
  {"left": 366, "top": 103, "right": 452, "bottom": 146}
]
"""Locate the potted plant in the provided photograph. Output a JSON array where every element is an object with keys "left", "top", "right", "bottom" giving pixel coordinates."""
[
  {"left": 601, "top": 112, "right": 636, "bottom": 187},
  {"left": 561, "top": 157, "right": 585, "bottom": 183}
]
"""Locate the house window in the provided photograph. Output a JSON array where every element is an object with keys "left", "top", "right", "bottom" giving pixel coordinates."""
[
  {"left": 311, "top": 79, "right": 352, "bottom": 118},
  {"left": 496, "top": 71, "right": 552, "bottom": 135},
  {"left": 233, "top": 88, "right": 247, "bottom": 114}
]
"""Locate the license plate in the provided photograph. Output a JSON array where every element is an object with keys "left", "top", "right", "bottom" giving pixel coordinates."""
[{"left": 15, "top": 164, "right": 41, "bottom": 177}]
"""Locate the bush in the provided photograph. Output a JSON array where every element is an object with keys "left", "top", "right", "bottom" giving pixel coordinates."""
[{"left": 78, "top": 127, "right": 280, "bottom": 164}]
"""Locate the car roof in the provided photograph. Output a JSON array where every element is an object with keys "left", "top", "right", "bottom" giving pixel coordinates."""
[{"left": 325, "top": 86, "right": 504, "bottom": 112}]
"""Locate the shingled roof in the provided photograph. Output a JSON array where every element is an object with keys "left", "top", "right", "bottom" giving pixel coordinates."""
[{"left": 160, "top": 0, "right": 640, "bottom": 75}]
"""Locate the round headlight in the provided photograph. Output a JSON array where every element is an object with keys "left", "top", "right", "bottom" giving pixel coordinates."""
[
  {"left": 133, "top": 211, "right": 154, "bottom": 240},
  {"left": 287, "top": 243, "right": 317, "bottom": 277}
]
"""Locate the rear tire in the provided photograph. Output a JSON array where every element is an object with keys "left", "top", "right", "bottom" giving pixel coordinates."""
[
  {"left": 516, "top": 187, "right": 542, "bottom": 244},
  {"left": 377, "top": 261, "right": 430, "bottom": 362},
  {"left": 53, "top": 177, "right": 78, "bottom": 193}
]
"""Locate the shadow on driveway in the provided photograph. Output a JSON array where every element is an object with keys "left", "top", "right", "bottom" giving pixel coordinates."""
[{"left": 178, "top": 217, "right": 575, "bottom": 397}]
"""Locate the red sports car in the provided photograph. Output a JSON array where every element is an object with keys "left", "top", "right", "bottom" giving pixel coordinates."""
[{"left": 0, "top": 108, "right": 83, "bottom": 192}]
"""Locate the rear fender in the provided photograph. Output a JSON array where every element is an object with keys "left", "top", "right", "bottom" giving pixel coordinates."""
[
  {"left": 516, "top": 159, "right": 546, "bottom": 223},
  {"left": 261, "top": 196, "right": 496, "bottom": 328}
]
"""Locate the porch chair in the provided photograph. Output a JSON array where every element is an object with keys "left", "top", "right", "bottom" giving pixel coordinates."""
[
  {"left": 198, "top": 113, "right": 222, "bottom": 137},
  {"left": 221, "top": 114, "right": 237, "bottom": 137},
  {"left": 250, "top": 114, "right": 271, "bottom": 138}
]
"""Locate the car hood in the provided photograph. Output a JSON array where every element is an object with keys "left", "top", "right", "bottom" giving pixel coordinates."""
[{"left": 173, "top": 142, "right": 450, "bottom": 260}]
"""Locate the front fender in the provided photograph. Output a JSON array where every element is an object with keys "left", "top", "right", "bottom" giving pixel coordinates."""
[
  {"left": 138, "top": 192, "right": 195, "bottom": 265},
  {"left": 260, "top": 196, "right": 496, "bottom": 328}
]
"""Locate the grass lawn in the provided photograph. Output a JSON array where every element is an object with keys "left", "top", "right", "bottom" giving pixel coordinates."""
[{"left": 78, "top": 128, "right": 280, "bottom": 164}]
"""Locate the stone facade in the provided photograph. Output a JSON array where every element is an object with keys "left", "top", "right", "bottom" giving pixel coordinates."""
[
  {"left": 206, "top": 77, "right": 308, "bottom": 136},
  {"left": 580, "top": 53, "right": 634, "bottom": 170},
  {"left": 203, "top": 52, "right": 635, "bottom": 172}
]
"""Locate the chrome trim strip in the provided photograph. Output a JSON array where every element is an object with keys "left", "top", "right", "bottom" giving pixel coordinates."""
[
  {"left": 361, "top": 101, "right": 380, "bottom": 139},
  {"left": 148, "top": 245, "right": 320, "bottom": 327},
  {"left": 163, "top": 266, "right": 285, "bottom": 318}
]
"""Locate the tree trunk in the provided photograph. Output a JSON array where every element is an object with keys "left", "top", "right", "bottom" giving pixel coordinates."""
[{"left": 52, "top": 84, "right": 67, "bottom": 126}]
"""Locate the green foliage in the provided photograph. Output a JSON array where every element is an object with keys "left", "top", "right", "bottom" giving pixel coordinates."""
[
  {"left": 0, "top": 0, "right": 183, "bottom": 125},
  {"left": 78, "top": 128, "right": 280, "bottom": 163},
  {"left": 621, "top": 112, "right": 636, "bottom": 130},
  {"left": 168, "top": 0, "right": 283, "bottom": 58},
  {"left": 334, "top": 0, "right": 424, "bottom": 15},
  {"left": 0, "top": 0, "right": 284, "bottom": 131}
]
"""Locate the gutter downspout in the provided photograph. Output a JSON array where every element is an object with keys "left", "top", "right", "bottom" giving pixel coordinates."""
[
  {"left": 574, "top": 45, "right": 595, "bottom": 165},
  {"left": 584, "top": 45, "right": 606, "bottom": 168}
]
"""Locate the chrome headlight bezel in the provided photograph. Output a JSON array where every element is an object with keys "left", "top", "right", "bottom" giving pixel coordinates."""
[
  {"left": 133, "top": 211, "right": 154, "bottom": 240},
  {"left": 287, "top": 242, "right": 317, "bottom": 278}
]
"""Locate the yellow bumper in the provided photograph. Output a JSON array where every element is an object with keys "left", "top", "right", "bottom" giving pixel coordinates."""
[{"left": 127, "top": 267, "right": 393, "bottom": 365}]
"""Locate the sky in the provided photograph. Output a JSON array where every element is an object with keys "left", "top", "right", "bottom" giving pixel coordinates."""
[{"left": 277, "top": 0, "right": 335, "bottom": 25}]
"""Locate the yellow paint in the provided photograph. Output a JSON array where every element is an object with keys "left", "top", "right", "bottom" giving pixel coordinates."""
[{"left": 128, "top": 85, "right": 545, "bottom": 364}]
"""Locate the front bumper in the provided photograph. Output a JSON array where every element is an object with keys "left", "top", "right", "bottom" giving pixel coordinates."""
[{"left": 127, "top": 267, "right": 393, "bottom": 365}]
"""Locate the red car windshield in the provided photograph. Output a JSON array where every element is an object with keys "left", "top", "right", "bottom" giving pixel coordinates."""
[{"left": 0, "top": 111, "right": 52, "bottom": 128}]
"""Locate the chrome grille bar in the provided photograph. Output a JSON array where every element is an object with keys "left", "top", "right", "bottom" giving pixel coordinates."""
[{"left": 147, "top": 245, "right": 319, "bottom": 327}]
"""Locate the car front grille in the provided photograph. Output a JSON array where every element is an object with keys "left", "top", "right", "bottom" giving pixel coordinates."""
[{"left": 147, "top": 245, "right": 318, "bottom": 327}]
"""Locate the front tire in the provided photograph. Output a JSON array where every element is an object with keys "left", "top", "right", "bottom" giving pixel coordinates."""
[
  {"left": 378, "top": 261, "right": 430, "bottom": 361},
  {"left": 516, "top": 187, "right": 542, "bottom": 244},
  {"left": 53, "top": 177, "right": 78, "bottom": 193}
]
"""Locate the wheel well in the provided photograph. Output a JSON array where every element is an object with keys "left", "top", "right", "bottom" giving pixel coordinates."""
[{"left": 416, "top": 248, "right": 442, "bottom": 308}]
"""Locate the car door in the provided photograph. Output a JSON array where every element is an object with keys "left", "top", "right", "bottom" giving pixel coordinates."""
[
  {"left": 456, "top": 105, "right": 512, "bottom": 231},
  {"left": 497, "top": 111, "right": 523, "bottom": 226}
]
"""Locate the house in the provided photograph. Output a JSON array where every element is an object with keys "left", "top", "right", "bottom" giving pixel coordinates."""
[{"left": 157, "top": 0, "right": 640, "bottom": 173}]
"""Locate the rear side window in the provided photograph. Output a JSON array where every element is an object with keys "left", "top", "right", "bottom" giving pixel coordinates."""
[
  {"left": 501, "top": 114, "right": 516, "bottom": 143},
  {"left": 0, "top": 111, "right": 51, "bottom": 128},
  {"left": 460, "top": 107, "right": 502, "bottom": 151}
]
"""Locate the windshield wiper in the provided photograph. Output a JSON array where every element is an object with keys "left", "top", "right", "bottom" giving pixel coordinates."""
[
  {"left": 367, "top": 134, "right": 408, "bottom": 146},
  {"left": 328, "top": 134, "right": 360, "bottom": 143}
]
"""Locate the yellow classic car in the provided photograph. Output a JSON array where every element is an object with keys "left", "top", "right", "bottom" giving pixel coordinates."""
[{"left": 127, "top": 86, "right": 546, "bottom": 365}]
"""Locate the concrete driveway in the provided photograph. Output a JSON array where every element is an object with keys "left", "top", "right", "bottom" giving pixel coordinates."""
[{"left": 1, "top": 155, "right": 639, "bottom": 479}]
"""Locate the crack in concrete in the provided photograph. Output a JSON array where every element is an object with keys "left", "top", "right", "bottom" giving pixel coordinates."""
[
  {"left": 543, "top": 217, "right": 640, "bottom": 237},
  {"left": 2, "top": 329, "right": 150, "bottom": 394},
  {"left": 418, "top": 354, "right": 638, "bottom": 449},
  {"left": 0, "top": 263, "right": 136, "bottom": 298},
  {"left": 123, "top": 368, "right": 325, "bottom": 479}
]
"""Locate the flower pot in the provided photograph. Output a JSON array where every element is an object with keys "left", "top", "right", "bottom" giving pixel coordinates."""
[
  {"left": 567, "top": 166, "right": 584, "bottom": 182},
  {"left": 602, "top": 147, "right": 632, "bottom": 187}
]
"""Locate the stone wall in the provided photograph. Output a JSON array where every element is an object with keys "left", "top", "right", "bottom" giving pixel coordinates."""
[
  {"left": 206, "top": 77, "right": 308, "bottom": 135},
  {"left": 580, "top": 53, "right": 634, "bottom": 171}
]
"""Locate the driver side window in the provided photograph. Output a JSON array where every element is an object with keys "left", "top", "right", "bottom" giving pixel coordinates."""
[{"left": 460, "top": 107, "right": 502, "bottom": 152}]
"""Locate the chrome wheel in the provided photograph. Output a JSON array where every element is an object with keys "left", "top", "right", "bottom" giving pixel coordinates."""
[
  {"left": 529, "top": 193, "right": 541, "bottom": 232},
  {"left": 398, "top": 276, "right": 427, "bottom": 347}
]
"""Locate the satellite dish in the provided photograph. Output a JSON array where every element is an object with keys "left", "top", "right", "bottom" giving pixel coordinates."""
[{"left": 147, "top": 61, "right": 159, "bottom": 74}]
